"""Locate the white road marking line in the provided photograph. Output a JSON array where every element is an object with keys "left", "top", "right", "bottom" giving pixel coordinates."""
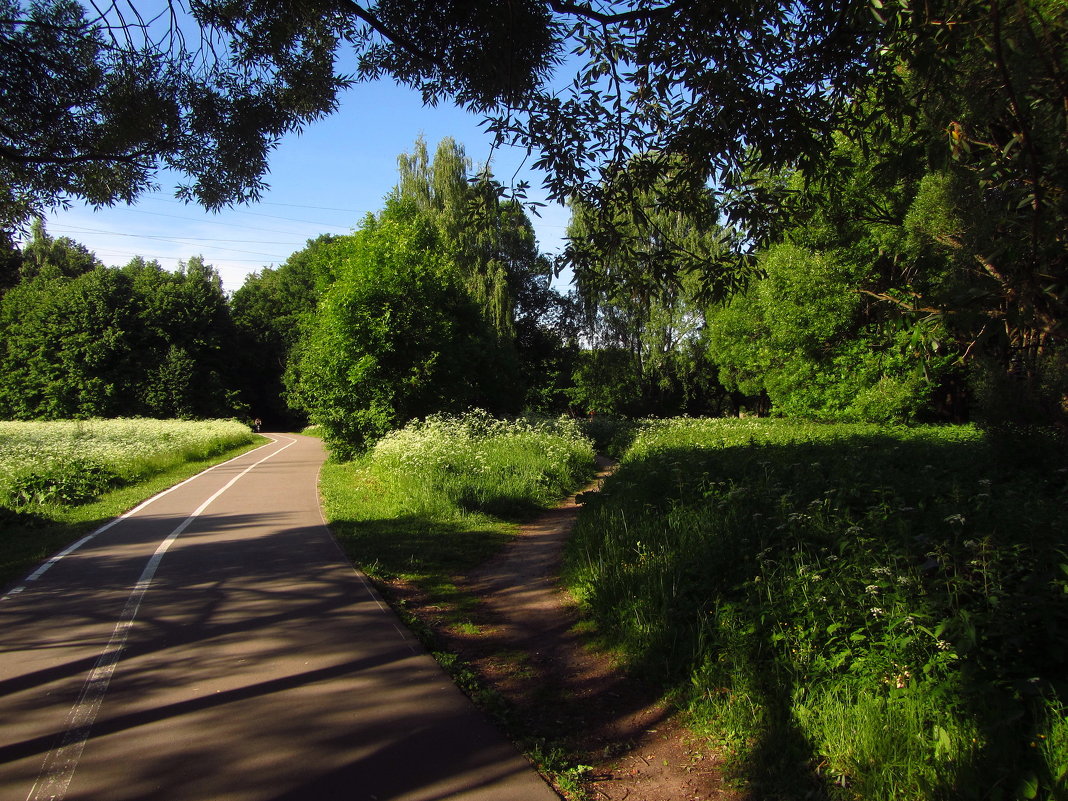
[
  {"left": 2, "top": 437, "right": 276, "bottom": 601},
  {"left": 25, "top": 436, "right": 298, "bottom": 801}
]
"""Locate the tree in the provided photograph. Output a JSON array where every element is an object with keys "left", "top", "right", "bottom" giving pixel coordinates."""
[
  {"left": 230, "top": 234, "right": 339, "bottom": 427},
  {"left": 18, "top": 218, "right": 99, "bottom": 281},
  {"left": 0, "top": 230, "right": 22, "bottom": 292},
  {"left": 738, "top": 1, "right": 1068, "bottom": 424},
  {"left": 6, "top": 0, "right": 1061, "bottom": 426},
  {"left": 882, "top": 0, "right": 1068, "bottom": 422},
  {"left": 126, "top": 255, "right": 241, "bottom": 418},
  {"left": 0, "top": 0, "right": 908, "bottom": 236},
  {"left": 286, "top": 209, "right": 514, "bottom": 456},
  {"left": 0, "top": 267, "right": 140, "bottom": 417},
  {"left": 706, "top": 242, "right": 951, "bottom": 423},
  {"left": 0, "top": 255, "right": 243, "bottom": 419},
  {"left": 566, "top": 177, "right": 733, "bottom": 417},
  {"left": 389, "top": 136, "right": 577, "bottom": 411},
  {"left": 0, "top": 0, "right": 347, "bottom": 229}
]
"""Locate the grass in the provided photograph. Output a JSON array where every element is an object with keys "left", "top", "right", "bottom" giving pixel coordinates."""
[
  {"left": 320, "top": 410, "right": 596, "bottom": 589},
  {"left": 563, "top": 418, "right": 1068, "bottom": 801},
  {"left": 0, "top": 418, "right": 261, "bottom": 587}
]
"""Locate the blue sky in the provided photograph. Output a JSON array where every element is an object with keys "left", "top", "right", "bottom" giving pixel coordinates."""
[{"left": 42, "top": 79, "right": 573, "bottom": 293}]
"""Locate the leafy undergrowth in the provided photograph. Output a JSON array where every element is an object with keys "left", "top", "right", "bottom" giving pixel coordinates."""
[
  {"left": 564, "top": 418, "right": 1068, "bottom": 801},
  {"left": 0, "top": 418, "right": 260, "bottom": 586}
]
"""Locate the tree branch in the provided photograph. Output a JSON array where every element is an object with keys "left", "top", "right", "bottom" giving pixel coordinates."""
[
  {"left": 0, "top": 142, "right": 153, "bottom": 166},
  {"left": 858, "top": 289, "right": 943, "bottom": 316},
  {"left": 547, "top": 0, "right": 686, "bottom": 26},
  {"left": 334, "top": 0, "right": 446, "bottom": 71}
]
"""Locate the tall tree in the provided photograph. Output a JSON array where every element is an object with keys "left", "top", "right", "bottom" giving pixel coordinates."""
[
  {"left": 230, "top": 234, "right": 339, "bottom": 427},
  {"left": 18, "top": 218, "right": 99, "bottom": 281},
  {"left": 566, "top": 176, "right": 733, "bottom": 416},
  {"left": 286, "top": 209, "right": 511, "bottom": 456},
  {"left": 389, "top": 137, "right": 576, "bottom": 410},
  {"left": 390, "top": 137, "right": 516, "bottom": 343},
  {"left": 0, "top": 230, "right": 20, "bottom": 292},
  {"left": 737, "top": 1, "right": 1068, "bottom": 423},
  {"left": 5, "top": 0, "right": 1060, "bottom": 425},
  {"left": 880, "top": 0, "right": 1068, "bottom": 421}
]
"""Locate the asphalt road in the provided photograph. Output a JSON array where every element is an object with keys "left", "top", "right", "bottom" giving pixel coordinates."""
[{"left": 0, "top": 434, "right": 558, "bottom": 801}]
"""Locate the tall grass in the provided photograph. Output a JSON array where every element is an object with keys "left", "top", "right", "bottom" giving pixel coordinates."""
[
  {"left": 0, "top": 418, "right": 255, "bottom": 507},
  {"left": 564, "top": 418, "right": 1068, "bottom": 800},
  {"left": 321, "top": 410, "right": 596, "bottom": 581}
]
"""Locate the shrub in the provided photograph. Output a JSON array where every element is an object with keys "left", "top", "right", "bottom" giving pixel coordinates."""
[{"left": 4, "top": 458, "right": 118, "bottom": 506}]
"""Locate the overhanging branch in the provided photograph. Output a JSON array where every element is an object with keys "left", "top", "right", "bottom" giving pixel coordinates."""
[
  {"left": 547, "top": 0, "right": 685, "bottom": 25},
  {"left": 335, "top": 0, "right": 447, "bottom": 71}
]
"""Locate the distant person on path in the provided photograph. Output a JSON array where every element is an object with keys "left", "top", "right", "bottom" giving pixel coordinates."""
[{"left": 253, "top": 418, "right": 262, "bottom": 433}]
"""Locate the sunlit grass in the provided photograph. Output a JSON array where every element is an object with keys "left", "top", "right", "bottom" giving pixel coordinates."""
[{"left": 320, "top": 410, "right": 596, "bottom": 584}]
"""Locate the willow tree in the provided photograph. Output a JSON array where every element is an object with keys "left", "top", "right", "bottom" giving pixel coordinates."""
[{"left": 565, "top": 168, "right": 735, "bottom": 416}]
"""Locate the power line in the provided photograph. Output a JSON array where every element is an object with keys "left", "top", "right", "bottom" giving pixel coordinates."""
[
  {"left": 152, "top": 195, "right": 371, "bottom": 216},
  {"left": 124, "top": 208, "right": 352, "bottom": 235},
  {"left": 50, "top": 225, "right": 304, "bottom": 246},
  {"left": 92, "top": 249, "right": 285, "bottom": 265},
  {"left": 47, "top": 227, "right": 294, "bottom": 260}
]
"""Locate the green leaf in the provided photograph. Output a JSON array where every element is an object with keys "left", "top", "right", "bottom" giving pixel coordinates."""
[{"left": 1016, "top": 772, "right": 1039, "bottom": 800}]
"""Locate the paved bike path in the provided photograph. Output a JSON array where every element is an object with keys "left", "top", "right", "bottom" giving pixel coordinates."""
[{"left": 0, "top": 434, "right": 558, "bottom": 801}]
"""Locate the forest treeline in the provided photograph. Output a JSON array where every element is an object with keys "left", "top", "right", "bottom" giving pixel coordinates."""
[{"left": 1, "top": 130, "right": 1065, "bottom": 450}]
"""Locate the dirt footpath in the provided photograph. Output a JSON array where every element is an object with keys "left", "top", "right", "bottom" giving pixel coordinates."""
[{"left": 436, "top": 460, "right": 740, "bottom": 800}]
